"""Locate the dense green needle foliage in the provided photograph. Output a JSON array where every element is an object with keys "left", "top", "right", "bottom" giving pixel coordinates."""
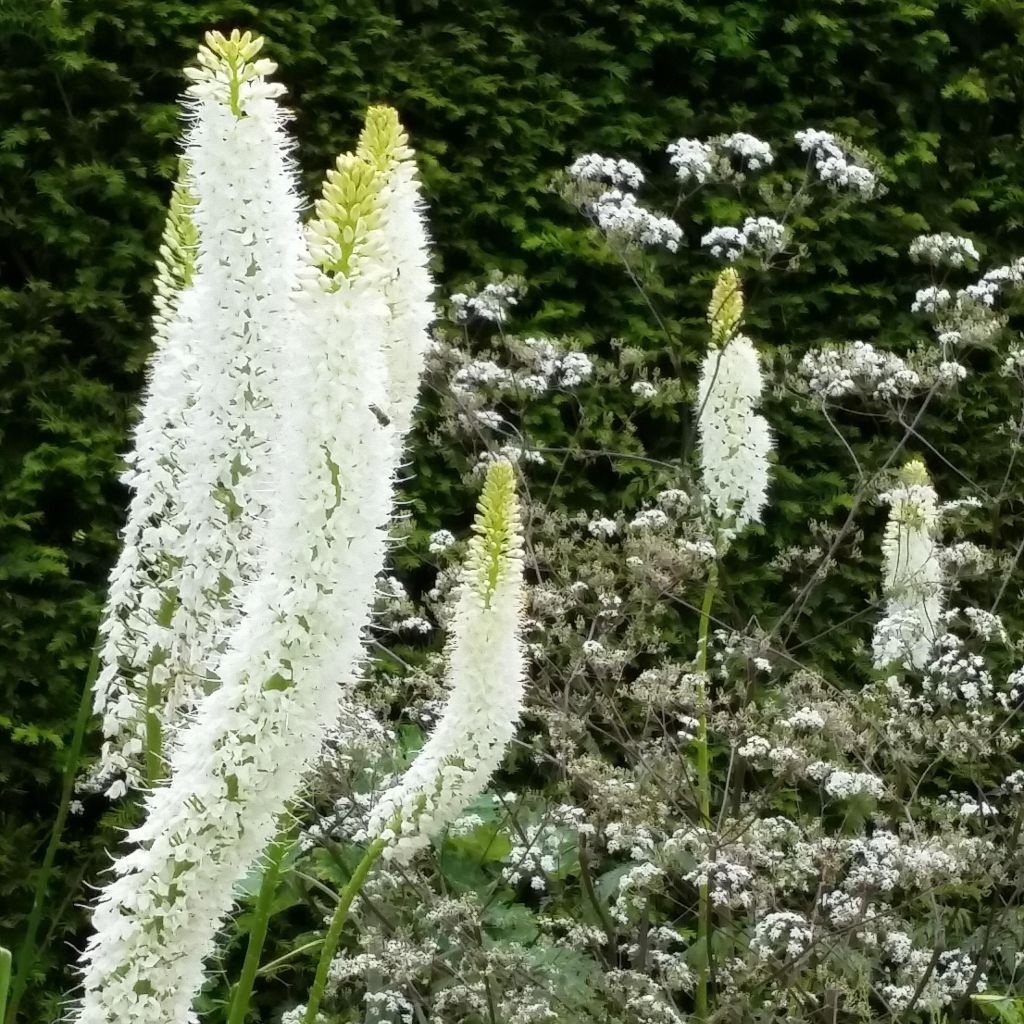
[{"left": 4, "top": 1, "right": 1024, "bottom": 1018}]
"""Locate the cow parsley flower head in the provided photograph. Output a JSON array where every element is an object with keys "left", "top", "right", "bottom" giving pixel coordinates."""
[
  {"left": 872, "top": 459, "right": 945, "bottom": 670},
  {"left": 702, "top": 217, "right": 788, "bottom": 263},
  {"left": 588, "top": 188, "right": 682, "bottom": 251},
  {"left": 908, "top": 233, "right": 980, "bottom": 269},
  {"left": 428, "top": 529, "right": 456, "bottom": 554},
  {"left": 751, "top": 912, "right": 813, "bottom": 962},
  {"left": 631, "top": 380, "right": 658, "bottom": 399},
  {"left": 369, "top": 460, "right": 526, "bottom": 862},
  {"left": 568, "top": 153, "right": 645, "bottom": 190},
  {"left": 667, "top": 138, "right": 713, "bottom": 185},
  {"left": 697, "top": 271, "right": 772, "bottom": 541},
  {"left": 721, "top": 132, "right": 774, "bottom": 171},
  {"left": 794, "top": 129, "right": 878, "bottom": 197},
  {"left": 799, "top": 341, "right": 920, "bottom": 401}
]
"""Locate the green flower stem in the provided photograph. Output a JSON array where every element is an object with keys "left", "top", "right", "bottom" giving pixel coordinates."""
[
  {"left": 694, "top": 561, "right": 719, "bottom": 1024},
  {"left": 303, "top": 837, "right": 387, "bottom": 1024},
  {"left": 0, "top": 947, "right": 12, "bottom": 1024},
  {"left": 6, "top": 648, "right": 97, "bottom": 1024},
  {"left": 144, "top": 665, "right": 163, "bottom": 788},
  {"left": 226, "top": 825, "right": 295, "bottom": 1024}
]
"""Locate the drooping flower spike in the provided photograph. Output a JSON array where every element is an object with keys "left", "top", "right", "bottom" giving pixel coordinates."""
[
  {"left": 369, "top": 459, "right": 526, "bottom": 861},
  {"left": 697, "top": 268, "right": 773, "bottom": 544}
]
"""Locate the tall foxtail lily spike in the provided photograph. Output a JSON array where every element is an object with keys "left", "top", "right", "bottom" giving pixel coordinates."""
[
  {"left": 357, "top": 105, "right": 435, "bottom": 441},
  {"left": 872, "top": 458, "right": 944, "bottom": 671},
  {"left": 697, "top": 268, "right": 772, "bottom": 543},
  {"left": 368, "top": 459, "right": 526, "bottom": 862},
  {"left": 89, "top": 30, "right": 306, "bottom": 800},
  {"left": 90, "top": 164, "right": 200, "bottom": 797},
  {"left": 77, "top": 55, "right": 433, "bottom": 1023}
]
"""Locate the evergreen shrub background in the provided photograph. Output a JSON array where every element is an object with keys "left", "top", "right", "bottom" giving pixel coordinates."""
[{"left": 3, "top": 0, "right": 1024, "bottom": 1014}]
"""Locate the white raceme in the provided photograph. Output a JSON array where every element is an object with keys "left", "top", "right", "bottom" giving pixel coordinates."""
[
  {"left": 91, "top": 171, "right": 200, "bottom": 797},
  {"left": 77, "top": 35, "right": 433, "bottom": 1024},
  {"left": 92, "top": 28, "right": 305, "bottom": 797},
  {"left": 368, "top": 459, "right": 526, "bottom": 862},
  {"left": 356, "top": 107, "right": 435, "bottom": 441},
  {"left": 697, "top": 269, "right": 772, "bottom": 541},
  {"left": 872, "top": 459, "right": 944, "bottom": 671}
]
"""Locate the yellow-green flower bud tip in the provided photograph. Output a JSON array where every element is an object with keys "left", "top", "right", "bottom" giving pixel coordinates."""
[
  {"left": 356, "top": 105, "right": 414, "bottom": 174},
  {"left": 307, "top": 153, "right": 386, "bottom": 279},
  {"left": 708, "top": 268, "right": 743, "bottom": 346},
  {"left": 152, "top": 160, "right": 198, "bottom": 338},
  {"left": 183, "top": 29, "right": 281, "bottom": 116},
  {"left": 162, "top": 161, "right": 198, "bottom": 286},
  {"left": 467, "top": 460, "right": 523, "bottom": 607},
  {"left": 899, "top": 457, "right": 930, "bottom": 488}
]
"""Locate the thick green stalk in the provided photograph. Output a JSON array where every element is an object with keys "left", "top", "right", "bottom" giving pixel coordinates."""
[
  {"left": 226, "top": 826, "right": 295, "bottom": 1024},
  {"left": 693, "top": 561, "right": 719, "bottom": 1024},
  {"left": 6, "top": 649, "right": 97, "bottom": 1024},
  {"left": 144, "top": 665, "right": 163, "bottom": 787},
  {"left": 303, "top": 837, "right": 387, "bottom": 1024},
  {"left": 0, "top": 947, "right": 11, "bottom": 1023}
]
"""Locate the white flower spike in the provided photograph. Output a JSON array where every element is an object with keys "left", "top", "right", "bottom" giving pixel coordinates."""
[
  {"left": 369, "top": 459, "right": 526, "bottom": 861},
  {"left": 697, "top": 269, "right": 773, "bottom": 542},
  {"left": 78, "top": 43, "right": 433, "bottom": 1024},
  {"left": 92, "top": 26, "right": 306, "bottom": 798},
  {"left": 872, "top": 458, "right": 945, "bottom": 671}
]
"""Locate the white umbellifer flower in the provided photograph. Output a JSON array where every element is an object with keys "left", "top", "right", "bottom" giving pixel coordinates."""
[
  {"left": 697, "top": 271, "right": 772, "bottom": 540},
  {"left": 77, "top": 53, "right": 432, "bottom": 1024},
  {"left": 701, "top": 225, "right": 745, "bottom": 261},
  {"left": 911, "top": 286, "right": 952, "bottom": 315},
  {"left": 908, "top": 233, "right": 980, "bottom": 268},
  {"left": 794, "top": 129, "right": 878, "bottom": 197},
  {"left": 702, "top": 217, "right": 788, "bottom": 262},
  {"left": 428, "top": 529, "right": 456, "bottom": 554},
  {"left": 91, "top": 31, "right": 305, "bottom": 797},
  {"left": 558, "top": 350, "right": 594, "bottom": 387},
  {"left": 721, "top": 132, "right": 774, "bottom": 171},
  {"left": 629, "top": 508, "right": 669, "bottom": 531},
  {"left": 588, "top": 516, "right": 618, "bottom": 539},
  {"left": 667, "top": 137, "right": 713, "bottom": 184},
  {"left": 799, "top": 340, "right": 920, "bottom": 400},
  {"left": 822, "top": 768, "right": 885, "bottom": 800},
  {"left": 368, "top": 461, "right": 526, "bottom": 863},
  {"left": 872, "top": 459, "right": 945, "bottom": 671},
  {"left": 631, "top": 380, "right": 658, "bottom": 398},
  {"left": 568, "top": 153, "right": 645, "bottom": 190},
  {"left": 588, "top": 188, "right": 682, "bottom": 251},
  {"left": 751, "top": 911, "right": 813, "bottom": 962},
  {"left": 739, "top": 216, "right": 787, "bottom": 258}
]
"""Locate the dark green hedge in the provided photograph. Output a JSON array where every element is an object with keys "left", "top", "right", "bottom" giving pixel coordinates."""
[{"left": 4, "top": 0, "right": 1024, "bottom": 1014}]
